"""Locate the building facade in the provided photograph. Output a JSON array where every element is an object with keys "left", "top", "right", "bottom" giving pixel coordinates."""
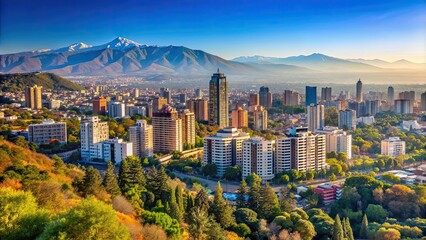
[
  {"left": 93, "top": 97, "right": 107, "bottom": 115},
  {"left": 338, "top": 109, "right": 357, "bottom": 130},
  {"left": 315, "top": 126, "right": 352, "bottom": 159},
  {"left": 179, "top": 109, "right": 196, "bottom": 148},
  {"left": 356, "top": 79, "right": 363, "bottom": 102},
  {"left": 187, "top": 98, "right": 209, "bottom": 122},
  {"left": 394, "top": 99, "right": 413, "bottom": 114},
  {"left": 242, "top": 137, "right": 274, "bottom": 182},
  {"left": 28, "top": 119, "right": 67, "bottom": 145},
  {"left": 108, "top": 102, "right": 125, "bottom": 118},
  {"left": 208, "top": 70, "right": 229, "bottom": 127},
  {"left": 321, "top": 87, "right": 332, "bottom": 102},
  {"left": 283, "top": 90, "right": 300, "bottom": 106},
  {"left": 129, "top": 120, "right": 153, "bottom": 158},
  {"left": 381, "top": 137, "right": 406, "bottom": 157},
  {"left": 231, "top": 107, "right": 248, "bottom": 129},
  {"left": 102, "top": 138, "right": 133, "bottom": 164},
  {"left": 306, "top": 104, "right": 325, "bottom": 131},
  {"left": 259, "top": 86, "right": 272, "bottom": 109},
  {"left": 250, "top": 105, "right": 268, "bottom": 130},
  {"left": 25, "top": 85, "right": 43, "bottom": 109},
  {"left": 305, "top": 86, "right": 317, "bottom": 106},
  {"left": 80, "top": 116, "right": 109, "bottom": 160},
  {"left": 152, "top": 105, "right": 183, "bottom": 153}
]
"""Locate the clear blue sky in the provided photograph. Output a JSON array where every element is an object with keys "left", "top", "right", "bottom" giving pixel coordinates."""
[{"left": 1, "top": 0, "right": 425, "bottom": 62}]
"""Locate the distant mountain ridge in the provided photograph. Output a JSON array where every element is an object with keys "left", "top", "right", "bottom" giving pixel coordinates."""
[{"left": 0, "top": 72, "right": 84, "bottom": 91}]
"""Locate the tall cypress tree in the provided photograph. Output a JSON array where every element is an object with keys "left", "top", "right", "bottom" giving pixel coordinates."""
[
  {"left": 211, "top": 182, "right": 235, "bottom": 228},
  {"left": 168, "top": 187, "right": 183, "bottom": 222},
  {"left": 147, "top": 165, "right": 168, "bottom": 203},
  {"left": 176, "top": 185, "right": 184, "bottom": 213},
  {"left": 332, "top": 214, "right": 344, "bottom": 240},
  {"left": 344, "top": 217, "right": 354, "bottom": 240},
  {"left": 359, "top": 214, "right": 368, "bottom": 239},
  {"left": 236, "top": 180, "right": 248, "bottom": 208},
  {"left": 259, "top": 183, "right": 280, "bottom": 221},
  {"left": 118, "top": 156, "right": 146, "bottom": 190},
  {"left": 80, "top": 166, "right": 103, "bottom": 196},
  {"left": 195, "top": 189, "right": 210, "bottom": 212},
  {"left": 103, "top": 161, "right": 121, "bottom": 197},
  {"left": 248, "top": 179, "right": 261, "bottom": 213},
  {"left": 118, "top": 158, "right": 131, "bottom": 190}
]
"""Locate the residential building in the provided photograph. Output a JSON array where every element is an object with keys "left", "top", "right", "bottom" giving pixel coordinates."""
[
  {"left": 28, "top": 119, "right": 67, "bottom": 145},
  {"left": 394, "top": 99, "right": 413, "bottom": 114},
  {"left": 421, "top": 92, "right": 426, "bottom": 111},
  {"left": 315, "top": 126, "right": 352, "bottom": 159},
  {"left": 102, "top": 138, "right": 133, "bottom": 164},
  {"left": 338, "top": 109, "right": 357, "bottom": 130},
  {"left": 152, "top": 105, "right": 182, "bottom": 153},
  {"left": 399, "top": 91, "right": 415, "bottom": 102},
  {"left": 356, "top": 79, "right": 363, "bottom": 102},
  {"left": 387, "top": 86, "right": 394, "bottom": 104},
  {"left": 49, "top": 99, "right": 61, "bottom": 109},
  {"left": 381, "top": 137, "right": 406, "bottom": 157},
  {"left": 306, "top": 104, "right": 324, "bottom": 131},
  {"left": 365, "top": 100, "right": 380, "bottom": 116},
  {"left": 275, "top": 127, "right": 326, "bottom": 173},
  {"left": 153, "top": 97, "right": 168, "bottom": 113},
  {"left": 259, "top": 86, "right": 272, "bottom": 109},
  {"left": 231, "top": 107, "right": 248, "bottom": 128},
  {"left": 25, "top": 85, "right": 42, "bottom": 109},
  {"left": 204, "top": 128, "right": 250, "bottom": 177},
  {"left": 80, "top": 116, "right": 109, "bottom": 160},
  {"left": 108, "top": 101, "right": 125, "bottom": 118},
  {"left": 242, "top": 137, "right": 274, "bottom": 182},
  {"left": 93, "top": 96, "right": 107, "bottom": 115},
  {"left": 179, "top": 93, "right": 187, "bottom": 103},
  {"left": 250, "top": 105, "right": 268, "bottom": 130},
  {"left": 187, "top": 98, "right": 208, "bottom": 121},
  {"left": 321, "top": 87, "right": 332, "bottom": 102},
  {"left": 208, "top": 70, "right": 229, "bottom": 127},
  {"left": 129, "top": 120, "right": 153, "bottom": 158},
  {"left": 283, "top": 90, "right": 300, "bottom": 106},
  {"left": 249, "top": 93, "right": 259, "bottom": 106},
  {"left": 179, "top": 109, "right": 196, "bottom": 148},
  {"left": 314, "top": 184, "right": 343, "bottom": 205},
  {"left": 305, "top": 86, "right": 317, "bottom": 106},
  {"left": 125, "top": 104, "right": 146, "bottom": 117},
  {"left": 195, "top": 88, "right": 203, "bottom": 98}
]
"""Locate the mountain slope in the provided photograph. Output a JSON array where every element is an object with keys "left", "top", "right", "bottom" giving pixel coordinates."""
[
  {"left": 348, "top": 58, "right": 426, "bottom": 69},
  {"left": 0, "top": 72, "right": 84, "bottom": 91}
]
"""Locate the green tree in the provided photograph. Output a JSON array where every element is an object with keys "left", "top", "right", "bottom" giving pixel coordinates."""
[
  {"left": 332, "top": 214, "right": 344, "bottom": 240},
  {"left": 176, "top": 185, "right": 184, "bottom": 213},
  {"left": 202, "top": 163, "right": 217, "bottom": 177},
  {"left": 246, "top": 173, "right": 262, "bottom": 186},
  {"left": 365, "top": 204, "right": 388, "bottom": 223},
  {"left": 211, "top": 182, "right": 235, "bottom": 228},
  {"left": 234, "top": 208, "right": 258, "bottom": 228},
  {"left": 168, "top": 187, "right": 183, "bottom": 222},
  {"left": 344, "top": 217, "right": 354, "bottom": 240},
  {"left": 259, "top": 183, "right": 280, "bottom": 221},
  {"left": 223, "top": 165, "right": 241, "bottom": 181},
  {"left": 39, "top": 198, "right": 129, "bottom": 240},
  {"left": 232, "top": 223, "right": 251, "bottom": 237},
  {"left": 195, "top": 189, "right": 210, "bottom": 212},
  {"left": 325, "top": 106, "right": 339, "bottom": 126},
  {"left": 359, "top": 214, "right": 368, "bottom": 239},
  {"left": 103, "top": 161, "right": 121, "bottom": 197},
  {"left": 188, "top": 208, "right": 211, "bottom": 240},
  {"left": 375, "top": 227, "right": 401, "bottom": 240},
  {"left": 294, "top": 219, "right": 317, "bottom": 240},
  {"left": 118, "top": 156, "right": 146, "bottom": 190},
  {"left": 248, "top": 177, "right": 261, "bottom": 212},
  {"left": 147, "top": 166, "right": 168, "bottom": 203},
  {"left": 79, "top": 166, "right": 103, "bottom": 197},
  {"left": 142, "top": 210, "right": 183, "bottom": 238},
  {"left": 236, "top": 180, "right": 248, "bottom": 208},
  {"left": 0, "top": 188, "right": 50, "bottom": 240}
]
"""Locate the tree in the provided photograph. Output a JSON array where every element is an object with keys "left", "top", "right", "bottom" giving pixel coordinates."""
[
  {"left": 0, "top": 188, "right": 50, "bottom": 240},
  {"left": 39, "top": 198, "right": 129, "bottom": 240},
  {"left": 259, "top": 183, "right": 280, "bottom": 221},
  {"left": 195, "top": 189, "right": 210, "bottom": 212},
  {"left": 118, "top": 156, "right": 146, "bottom": 190},
  {"left": 175, "top": 185, "right": 184, "bottom": 213},
  {"left": 359, "top": 214, "right": 368, "bottom": 239},
  {"left": 246, "top": 173, "right": 262, "bottom": 186},
  {"left": 236, "top": 180, "right": 248, "bottom": 208},
  {"left": 103, "top": 161, "right": 121, "bottom": 197},
  {"left": 329, "top": 173, "right": 337, "bottom": 181},
  {"left": 79, "top": 166, "right": 103, "bottom": 197},
  {"left": 375, "top": 227, "right": 401, "bottom": 240},
  {"left": 188, "top": 208, "right": 211, "bottom": 240},
  {"left": 202, "top": 163, "right": 217, "bottom": 177},
  {"left": 142, "top": 210, "right": 183, "bottom": 238},
  {"left": 223, "top": 165, "right": 241, "bottom": 181},
  {"left": 234, "top": 208, "right": 258, "bottom": 227},
  {"left": 325, "top": 106, "right": 339, "bottom": 126},
  {"left": 294, "top": 219, "right": 316, "bottom": 240},
  {"left": 147, "top": 166, "right": 168, "bottom": 203},
  {"left": 365, "top": 204, "right": 387, "bottom": 223},
  {"left": 332, "top": 214, "right": 344, "bottom": 240},
  {"left": 344, "top": 217, "right": 354, "bottom": 240},
  {"left": 211, "top": 182, "right": 235, "bottom": 228},
  {"left": 232, "top": 223, "right": 251, "bottom": 237},
  {"left": 248, "top": 177, "right": 261, "bottom": 212},
  {"left": 168, "top": 187, "right": 183, "bottom": 222}
]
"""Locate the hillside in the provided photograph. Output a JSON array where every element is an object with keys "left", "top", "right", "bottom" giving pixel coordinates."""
[{"left": 0, "top": 72, "right": 84, "bottom": 91}]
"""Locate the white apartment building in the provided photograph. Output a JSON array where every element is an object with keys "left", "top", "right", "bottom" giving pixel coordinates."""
[
  {"left": 102, "top": 138, "right": 133, "bottom": 164},
  {"left": 242, "top": 137, "right": 274, "bottom": 182},
  {"left": 275, "top": 127, "right": 326, "bottom": 174},
  {"left": 28, "top": 119, "right": 67, "bottom": 145},
  {"left": 315, "top": 126, "right": 352, "bottom": 159},
  {"left": 338, "top": 109, "right": 357, "bottom": 130},
  {"left": 129, "top": 120, "right": 153, "bottom": 158},
  {"left": 80, "top": 116, "right": 109, "bottom": 160},
  {"left": 381, "top": 137, "right": 406, "bottom": 157},
  {"left": 306, "top": 104, "right": 325, "bottom": 131},
  {"left": 204, "top": 128, "right": 250, "bottom": 177},
  {"left": 108, "top": 102, "right": 125, "bottom": 118}
]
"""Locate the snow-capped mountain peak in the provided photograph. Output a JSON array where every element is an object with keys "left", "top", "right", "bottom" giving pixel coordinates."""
[
  {"left": 66, "top": 42, "right": 92, "bottom": 51},
  {"left": 103, "top": 37, "right": 145, "bottom": 50}
]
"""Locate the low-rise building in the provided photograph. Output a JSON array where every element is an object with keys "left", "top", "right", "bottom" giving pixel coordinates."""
[
  {"left": 314, "top": 184, "right": 343, "bottom": 205},
  {"left": 381, "top": 137, "right": 406, "bottom": 157},
  {"left": 28, "top": 119, "right": 67, "bottom": 145}
]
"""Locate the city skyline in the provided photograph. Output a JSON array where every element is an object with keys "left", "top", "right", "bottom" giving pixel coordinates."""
[{"left": 1, "top": 0, "right": 425, "bottom": 63}]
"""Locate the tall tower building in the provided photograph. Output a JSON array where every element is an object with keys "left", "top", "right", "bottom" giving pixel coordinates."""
[
  {"left": 315, "top": 126, "right": 352, "bottom": 159},
  {"left": 399, "top": 91, "right": 415, "bottom": 102},
  {"left": 163, "top": 90, "right": 171, "bottom": 104},
  {"left": 187, "top": 98, "right": 209, "bottom": 121},
  {"left": 356, "top": 79, "right": 363, "bottom": 102},
  {"left": 259, "top": 86, "right": 272, "bottom": 109},
  {"left": 306, "top": 104, "right": 325, "bottom": 131},
  {"left": 152, "top": 105, "right": 182, "bottom": 153},
  {"left": 249, "top": 93, "right": 260, "bottom": 106},
  {"left": 387, "top": 86, "right": 394, "bottom": 104},
  {"left": 338, "top": 109, "right": 357, "bottom": 130},
  {"left": 208, "top": 70, "right": 229, "bottom": 127},
  {"left": 231, "top": 107, "right": 248, "bottom": 128},
  {"left": 93, "top": 97, "right": 107, "bottom": 115},
  {"left": 394, "top": 99, "right": 413, "bottom": 114},
  {"left": 283, "top": 90, "right": 300, "bottom": 106},
  {"left": 80, "top": 116, "right": 109, "bottom": 160},
  {"left": 305, "top": 86, "right": 317, "bottom": 106},
  {"left": 179, "top": 109, "right": 196, "bottom": 148},
  {"left": 250, "top": 105, "right": 268, "bottom": 130},
  {"left": 242, "top": 137, "right": 274, "bottom": 182},
  {"left": 421, "top": 92, "right": 426, "bottom": 111},
  {"left": 25, "top": 85, "right": 43, "bottom": 109},
  {"left": 195, "top": 88, "right": 203, "bottom": 98},
  {"left": 321, "top": 87, "right": 332, "bottom": 102},
  {"left": 133, "top": 89, "right": 139, "bottom": 98},
  {"left": 108, "top": 102, "right": 125, "bottom": 118},
  {"left": 129, "top": 120, "right": 153, "bottom": 158},
  {"left": 153, "top": 97, "right": 168, "bottom": 113}
]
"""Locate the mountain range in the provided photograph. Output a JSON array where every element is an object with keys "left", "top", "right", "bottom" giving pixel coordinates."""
[{"left": 0, "top": 37, "right": 424, "bottom": 78}]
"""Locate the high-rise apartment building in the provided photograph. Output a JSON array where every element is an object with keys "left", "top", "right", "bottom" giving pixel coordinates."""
[
  {"left": 321, "top": 87, "right": 332, "bottom": 102},
  {"left": 179, "top": 109, "right": 196, "bottom": 148},
  {"left": 195, "top": 88, "right": 203, "bottom": 98},
  {"left": 421, "top": 92, "right": 426, "bottom": 111},
  {"left": 102, "top": 138, "right": 133, "bottom": 164},
  {"left": 204, "top": 128, "right": 250, "bottom": 177},
  {"left": 275, "top": 127, "right": 326, "bottom": 173},
  {"left": 399, "top": 91, "right": 415, "bottom": 102},
  {"left": 250, "top": 105, "right": 268, "bottom": 130},
  {"left": 133, "top": 89, "right": 139, "bottom": 98},
  {"left": 249, "top": 93, "right": 260, "bottom": 106},
  {"left": 306, "top": 104, "right": 325, "bottom": 131},
  {"left": 25, "top": 85, "right": 43, "bottom": 109},
  {"left": 129, "top": 120, "right": 153, "bottom": 158},
  {"left": 108, "top": 102, "right": 125, "bottom": 118},
  {"left": 394, "top": 99, "right": 413, "bottom": 114},
  {"left": 381, "top": 137, "right": 406, "bottom": 157},
  {"left": 242, "top": 138, "right": 274, "bottom": 182},
  {"left": 338, "top": 109, "right": 357, "bottom": 130},
  {"left": 283, "top": 90, "right": 300, "bottom": 106},
  {"left": 179, "top": 93, "right": 187, "bottom": 104},
  {"left": 305, "top": 86, "right": 317, "bottom": 106},
  {"left": 163, "top": 90, "right": 171, "bottom": 104},
  {"left": 187, "top": 98, "right": 208, "bottom": 121},
  {"left": 387, "top": 86, "right": 394, "bottom": 104},
  {"left": 28, "top": 119, "right": 67, "bottom": 145},
  {"left": 80, "top": 116, "right": 109, "bottom": 160},
  {"left": 365, "top": 100, "right": 380, "bottom": 116},
  {"left": 259, "top": 86, "right": 272, "bottom": 109},
  {"left": 208, "top": 70, "right": 229, "bottom": 127},
  {"left": 152, "top": 105, "right": 182, "bottom": 153},
  {"left": 356, "top": 79, "right": 363, "bottom": 102},
  {"left": 315, "top": 126, "right": 352, "bottom": 159},
  {"left": 231, "top": 107, "right": 248, "bottom": 128},
  {"left": 153, "top": 97, "right": 168, "bottom": 113},
  {"left": 93, "top": 96, "right": 107, "bottom": 115}
]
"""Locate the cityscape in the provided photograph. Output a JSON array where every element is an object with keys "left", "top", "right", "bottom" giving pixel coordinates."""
[{"left": 0, "top": 0, "right": 426, "bottom": 240}]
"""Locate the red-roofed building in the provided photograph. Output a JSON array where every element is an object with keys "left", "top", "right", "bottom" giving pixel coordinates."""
[{"left": 314, "top": 184, "right": 342, "bottom": 205}]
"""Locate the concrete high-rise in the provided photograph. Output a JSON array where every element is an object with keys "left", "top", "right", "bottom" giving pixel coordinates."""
[
  {"left": 242, "top": 137, "right": 274, "bottom": 182},
  {"left": 163, "top": 90, "right": 171, "bottom": 104},
  {"left": 102, "top": 138, "right": 133, "bottom": 164},
  {"left": 25, "top": 85, "right": 43, "bottom": 109},
  {"left": 231, "top": 107, "right": 248, "bottom": 128},
  {"left": 179, "top": 109, "right": 196, "bottom": 148},
  {"left": 93, "top": 97, "right": 107, "bottom": 115},
  {"left": 28, "top": 119, "right": 67, "bottom": 145},
  {"left": 315, "top": 126, "right": 352, "bottom": 159},
  {"left": 108, "top": 102, "right": 125, "bottom": 118},
  {"left": 259, "top": 86, "right": 272, "bottom": 109},
  {"left": 356, "top": 79, "right": 363, "bottom": 102},
  {"left": 394, "top": 99, "right": 413, "bottom": 114},
  {"left": 365, "top": 100, "right": 380, "bottom": 116},
  {"left": 129, "top": 120, "right": 153, "bottom": 158},
  {"left": 249, "top": 93, "right": 260, "bottom": 106},
  {"left": 153, "top": 97, "right": 168, "bottom": 113},
  {"left": 338, "top": 109, "right": 357, "bottom": 130},
  {"left": 421, "top": 92, "right": 426, "bottom": 111},
  {"left": 80, "top": 116, "right": 109, "bottom": 160},
  {"left": 133, "top": 89, "right": 139, "bottom": 98},
  {"left": 321, "top": 87, "right": 332, "bottom": 102},
  {"left": 275, "top": 127, "right": 326, "bottom": 173},
  {"left": 152, "top": 105, "right": 182, "bottom": 153},
  {"left": 208, "top": 70, "right": 229, "bottom": 127},
  {"left": 387, "top": 86, "right": 394, "bottom": 104},
  {"left": 195, "top": 88, "right": 203, "bottom": 98},
  {"left": 187, "top": 98, "right": 208, "bottom": 121},
  {"left": 381, "top": 137, "right": 405, "bottom": 157},
  {"left": 306, "top": 104, "right": 325, "bottom": 131},
  {"left": 399, "top": 91, "right": 415, "bottom": 102},
  {"left": 305, "top": 86, "right": 317, "bottom": 106},
  {"left": 250, "top": 105, "right": 268, "bottom": 130},
  {"left": 283, "top": 90, "right": 300, "bottom": 106},
  {"left": 204, "top": 128, "right": 250, "bottom": 177}
]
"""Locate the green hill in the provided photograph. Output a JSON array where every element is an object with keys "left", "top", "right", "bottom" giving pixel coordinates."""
[{"left": 0, "top": 72, "right": 84, "bottom": 91}]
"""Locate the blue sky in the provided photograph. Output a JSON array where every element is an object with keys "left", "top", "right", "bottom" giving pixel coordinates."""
[{"left": 1, "top": 0, "right": 425, "bottom": 62}]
